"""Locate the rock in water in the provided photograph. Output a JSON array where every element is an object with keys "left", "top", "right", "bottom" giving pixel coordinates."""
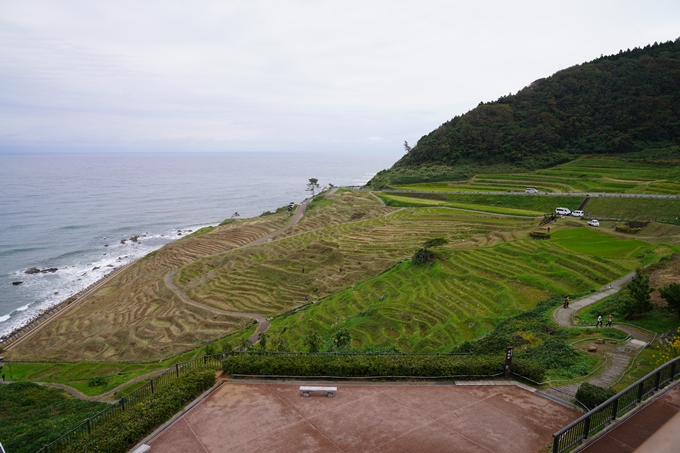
[
  {"left": 25, "top": 267, "right": 40, "bottom": 274},
  {"left": 13, "top": 281, "right": 23, "bottom": 285},
  {"left": 41, "top": 268, "right": 58, "bottom": 273}
]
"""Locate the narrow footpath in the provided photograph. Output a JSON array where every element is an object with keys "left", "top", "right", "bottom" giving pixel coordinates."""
[
  {"left": 544, "top": 271, "right": 656, "bottom": 406},
  {"left": 165, "top": 200, "right": 310, "bottom": 345}
]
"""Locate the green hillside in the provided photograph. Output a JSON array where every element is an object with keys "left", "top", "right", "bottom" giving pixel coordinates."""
[{"left": 369, "top": 39, "right": 680, "bottom": 187}]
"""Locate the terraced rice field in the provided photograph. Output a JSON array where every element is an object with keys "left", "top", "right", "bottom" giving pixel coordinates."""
[
  {"left": 7, "top": 214, "right": 292, "bottom": 362},
  {"left": 179, "top": 205, "right": 536, "bottom": 316},
  {"left": 265, "top": 228, "right": 667, "bottom": 352},
  {"left": 8, "top": 188, "right": 677, "bottom": 363},
  {"left": 392, "top": 156, "right": 680, "bottom": 195}
]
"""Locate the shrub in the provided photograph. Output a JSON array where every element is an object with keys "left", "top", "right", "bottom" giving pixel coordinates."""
[
  {"left": 423, "top": 237, "right": 448, "bottom": 248},
  {"left": 575, "top": 383, "right": 616, "bottom": 410},
  {"left": 64, "top": 369, "right": 215, "bottom": 453},
  {"left": 222, "top": 352, "right": 506, "bottom": 378},
  {"left": 512, "top": 358, "right": 547, "bottom": 383},
  {"left": 87, "top": 376, "right": 107, "bottom": 387},
  {"left": 529, "top": 231, "right": 550, "bottom": 240},
  {"left": 411, "top": 248, "right": 436, "bottom": 265}
]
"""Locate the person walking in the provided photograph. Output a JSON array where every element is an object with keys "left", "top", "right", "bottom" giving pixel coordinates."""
[
  {"left": 596, "top": 315, "right": 603, "bottom": 327},
  {"left": 563, "top": 296, "right": 570, "bottom": 309},
  {"left": 606, "top": 314, "right": 613, "bottom": 327}
]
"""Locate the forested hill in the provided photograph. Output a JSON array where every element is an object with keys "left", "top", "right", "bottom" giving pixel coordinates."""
[{"left": 369, "top": 39, "right": 680, "bottom": 187}]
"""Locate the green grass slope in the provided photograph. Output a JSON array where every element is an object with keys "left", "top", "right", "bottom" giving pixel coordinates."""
[{"left": 264, "top": 228, "right": 665, "bottom": 352}]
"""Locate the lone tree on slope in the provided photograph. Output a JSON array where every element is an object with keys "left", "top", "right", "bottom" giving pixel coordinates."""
[
  {"left": 623, "top": 273, "right": 654, "bottom": 319},
  {"left": 306, "top": 178, "right": 320, "bottom": 198}
]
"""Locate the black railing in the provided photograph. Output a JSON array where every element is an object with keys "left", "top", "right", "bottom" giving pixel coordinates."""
[
  {"left": 552, "top": 355, "right": 680, "bottom": 453},
  {"left": 37, "top": 353, "right": 226, "bottom": 453}
]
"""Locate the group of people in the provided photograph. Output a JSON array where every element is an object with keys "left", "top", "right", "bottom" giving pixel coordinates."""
[
  {"left": 596, "top": 314, "right": 614, "bottom": 327},
  {"left": 563, "top": 295, "right": 613, "bottom": 327}
]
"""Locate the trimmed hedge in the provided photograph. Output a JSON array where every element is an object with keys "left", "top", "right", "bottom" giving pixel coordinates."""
[
  {"left": 223, "top": 353, "right": 507, "bottom": 378},
  {"left": 575, "top": 382, "right": 616, "bottom": 410},
  {"left": 64, "top": 369, "right": 215, "bottom": 453}
]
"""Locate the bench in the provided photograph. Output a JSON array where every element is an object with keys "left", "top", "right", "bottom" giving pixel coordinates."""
[{"left": 299, "top": 386, "right": 337, "bottom": 398}]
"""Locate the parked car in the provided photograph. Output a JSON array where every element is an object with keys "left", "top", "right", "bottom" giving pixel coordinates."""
[
  {"left": 588, "top": 219, "right": 600, "bottom": 227},
  {"left": 525, "top": 188, "right": 539, "bottom": 194},
  {"left": 555, "top": 207, "right": 571, "bottom": 215},
  {"left": 572, "top": 210, "right": 584, "bottom": 217}
]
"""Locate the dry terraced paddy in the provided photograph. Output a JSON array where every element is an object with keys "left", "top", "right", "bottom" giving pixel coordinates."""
[
  {"left": 178, "top": 207, "right": 536, "bottom": 317},
  {"left": 7, "top": 214, "right": 291, "bottom": 362},
  {"left": 265, "top": 228, "right": 666, "bottom": 352}
]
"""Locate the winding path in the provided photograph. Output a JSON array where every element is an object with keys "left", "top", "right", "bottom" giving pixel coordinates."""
[
  {"left": 165, "top": 200, "right": 310, "bottom": 345},
  {"left": 545, "top": 271, "right": 656, "bottom": 405}
]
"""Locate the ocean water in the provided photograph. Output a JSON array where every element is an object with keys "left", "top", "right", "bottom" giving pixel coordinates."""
[{"left": 0, "top": 151, "right": 400, "bottom": 337}]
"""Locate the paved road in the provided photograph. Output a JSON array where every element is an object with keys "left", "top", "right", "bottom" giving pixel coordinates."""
[{"left": 346, "top": 187, "right": 680, "bottom": 200}]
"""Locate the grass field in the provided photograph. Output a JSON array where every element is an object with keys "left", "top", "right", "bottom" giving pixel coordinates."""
[
  {"left": 262, "top": 228, "right": 666, "bottom": 353},
  {"left": 390, "top": 156, "right": 680, "bottom": 195}
]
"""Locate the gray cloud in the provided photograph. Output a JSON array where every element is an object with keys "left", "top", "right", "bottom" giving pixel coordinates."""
[{"left": 1, "top": 0, "right": 679, "bottom": 152}]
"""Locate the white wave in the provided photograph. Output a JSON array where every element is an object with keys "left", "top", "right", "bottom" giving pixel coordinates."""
[{"left": 0, "top": 221, "right": 215, "bottom": 337}]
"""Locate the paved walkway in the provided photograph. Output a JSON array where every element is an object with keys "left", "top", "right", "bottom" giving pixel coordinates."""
[
  {"left": 544, "top": 271, "right": 656, "bottom": 405},
  {"left": 147, "top": 382, "right": 581, "bottom": 453}
]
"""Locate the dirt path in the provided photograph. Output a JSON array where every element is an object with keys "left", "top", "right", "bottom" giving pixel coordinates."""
[
  {"left": 544, "top": 271, "right": 656, "bottom": 406},
  {"left": 166, "top": 201, "right": 311, "bottom": 345}
]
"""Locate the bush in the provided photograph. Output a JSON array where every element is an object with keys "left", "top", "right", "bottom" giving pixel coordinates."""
[
  {"left": 423, "top": 237, "right": 448, "bottom": 248},
  {"left": 223, "top": 353, "right": 505, "bottom": 378},
  {"left": 512, "top": 358, "right": 547, "bottom": 383},
  {"left": 64, "top": 369, "right": 215, "bottom": 453},
  {"left": 87, "top": 376, "right": 107, "bottom": 387},
  {"left": 411, "top": 248, "right": 436, "bottom": 265},
  {"left": 529, "top": 231, "right": 550, "bottom": 240},
  {"left": 575, "top": 383, "right": 616, "bottom": 410}
]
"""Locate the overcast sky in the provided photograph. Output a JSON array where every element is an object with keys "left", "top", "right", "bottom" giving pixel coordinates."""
[{"left": 1, "top": 0, "right": 679, "bottom": 153}]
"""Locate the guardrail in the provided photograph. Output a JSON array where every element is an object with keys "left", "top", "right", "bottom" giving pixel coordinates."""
[
  {"left": 552, "top": 355, "right": 680, "bottom": 453},
  {"left": 37, "top": 353, "right": 225, "bottom": 453}
]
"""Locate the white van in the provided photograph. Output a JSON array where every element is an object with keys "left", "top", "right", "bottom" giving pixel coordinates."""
[
  {"left": 572, "top": 210, "right": 584, "bottom": 217},
  {"left": 525, "top": 188, "right": 539, "bottom": 194},
  {"left": 555, "top": 207, "right": 571, "bottom": 216}
]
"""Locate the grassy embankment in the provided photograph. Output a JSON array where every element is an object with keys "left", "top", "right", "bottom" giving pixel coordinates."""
[{"left": 388, "top": 156, "right": 680, "bottom": 195}]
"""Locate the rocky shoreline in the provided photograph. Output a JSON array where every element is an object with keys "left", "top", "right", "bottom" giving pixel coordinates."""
[{"left": 0, "top": 263, "right": 130, "bottom": 348}]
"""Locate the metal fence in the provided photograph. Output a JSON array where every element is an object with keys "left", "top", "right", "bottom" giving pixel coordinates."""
[
  {"left": 37, "top": 353, "right": 225, "bottom": 453},
  {"left": 552, "top": 355, "right": 680, "bottom": 453}
]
